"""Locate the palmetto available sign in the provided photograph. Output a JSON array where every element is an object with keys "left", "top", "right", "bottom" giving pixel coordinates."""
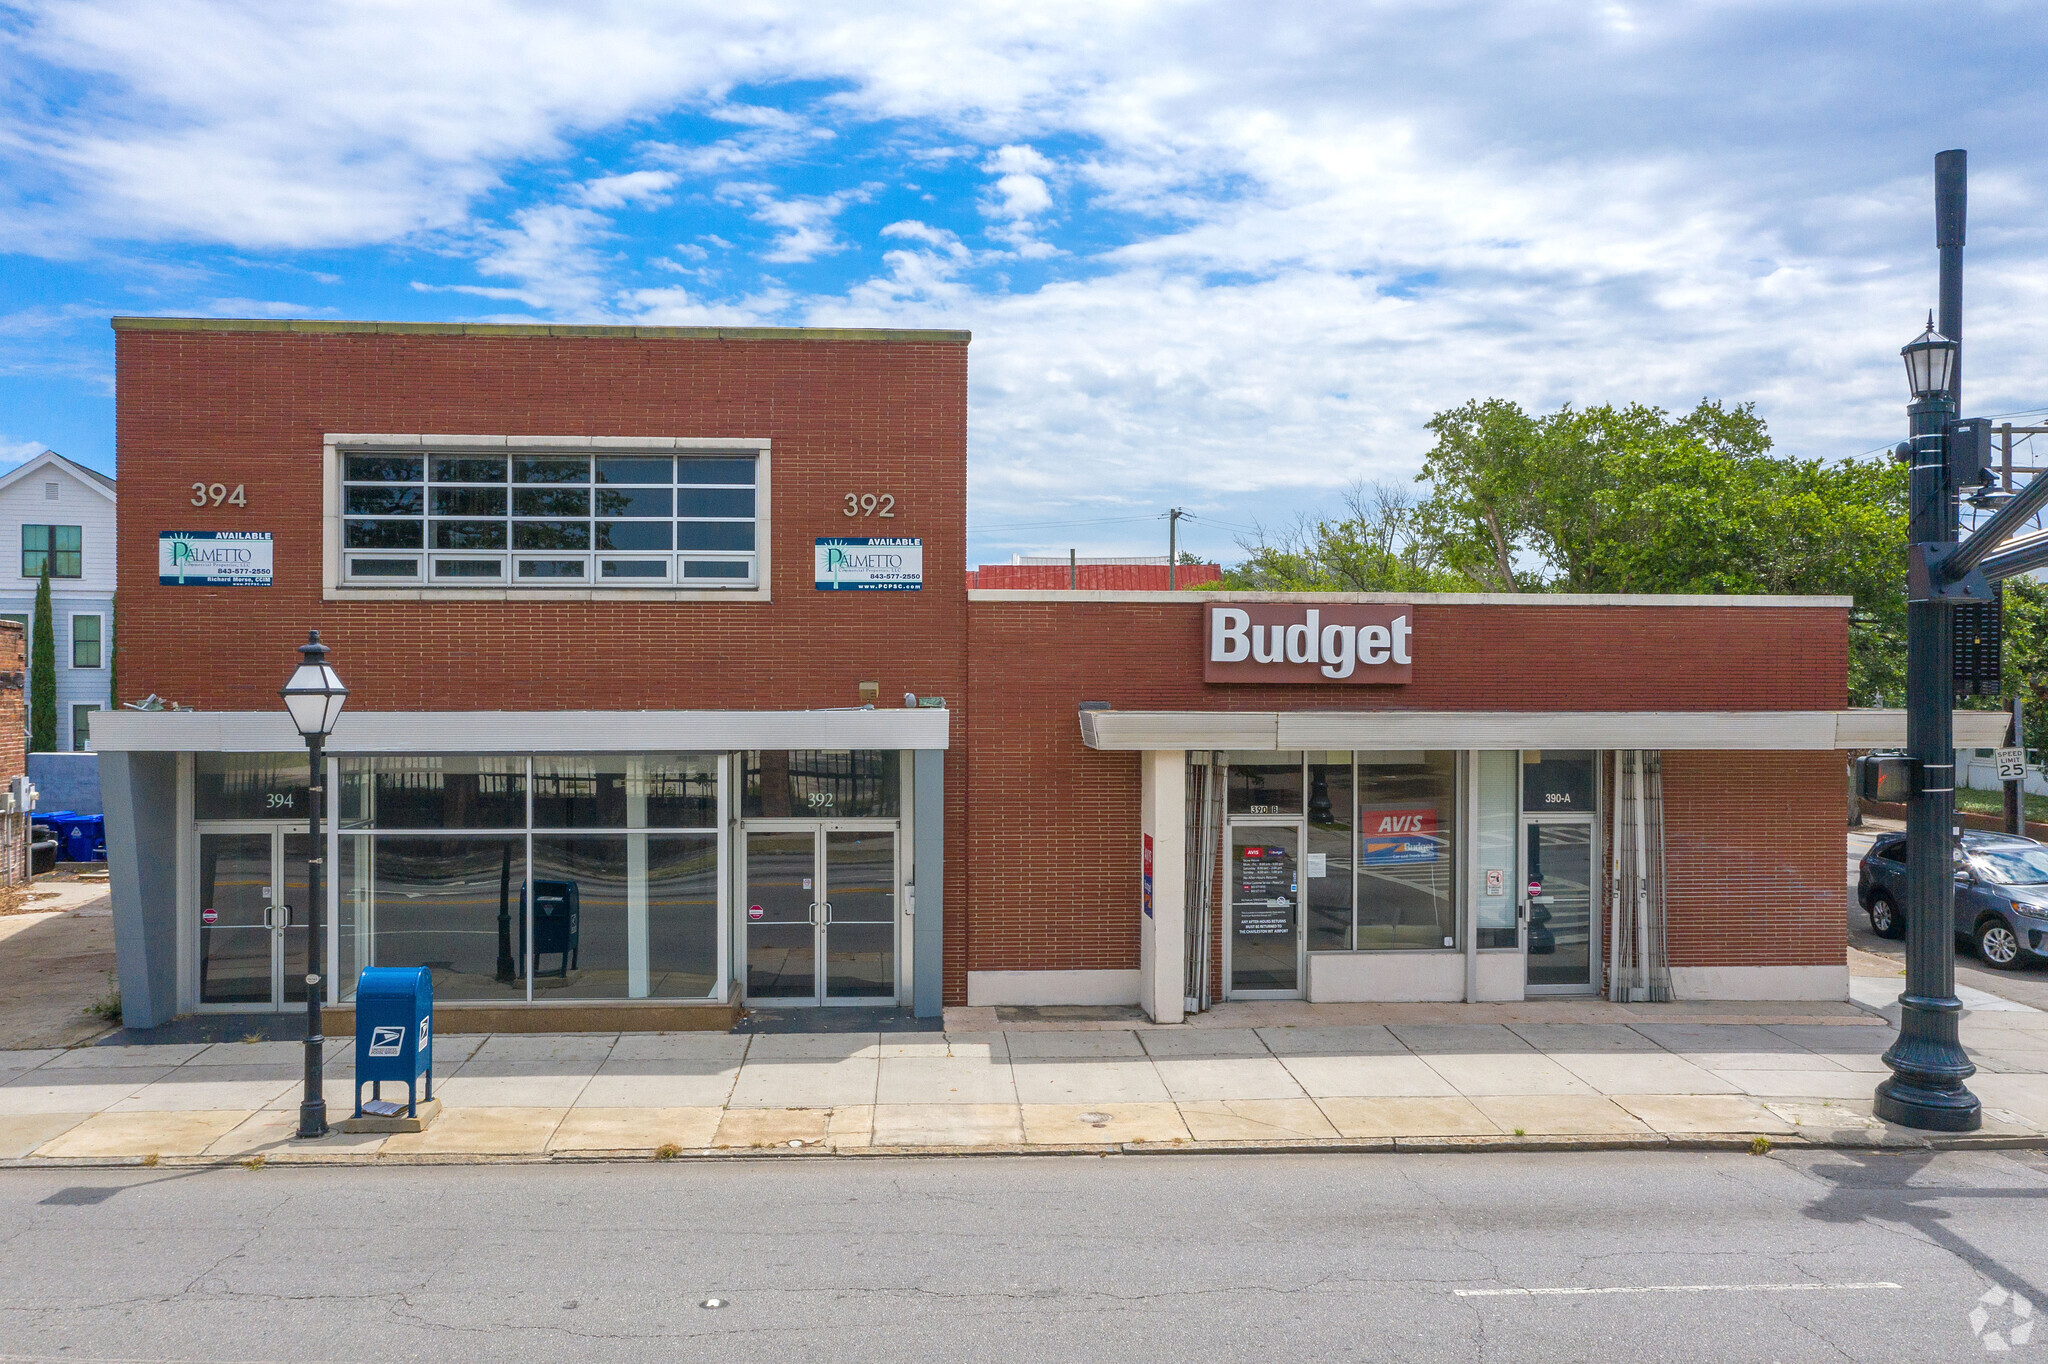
[
  {"left": 159, "top": 531, "right": 272, "bottom": 586},
  {"left": 815, "top": 537, "right": 922, "bottom": 590}
]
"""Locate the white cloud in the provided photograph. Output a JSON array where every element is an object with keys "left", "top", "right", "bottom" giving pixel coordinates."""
[
  {"left": 576, "top": 170, "right": 679, "bottom": 209},
  {"left": 719, "top": 183, "right": 879, "bottom": 263},
  {"left": 0, "top": 438, "right": 49, "bottom": 467}
]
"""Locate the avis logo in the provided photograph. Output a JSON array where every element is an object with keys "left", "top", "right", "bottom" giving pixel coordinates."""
[{"left": 1375, "top": 814, "right": 1429, "bottom": 834}]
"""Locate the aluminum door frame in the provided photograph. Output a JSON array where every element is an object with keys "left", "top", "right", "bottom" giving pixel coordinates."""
[
  {"left": 1519, "top": 811, "right": 1602, "bottom": 996},
  {"left": 1222, "top": 818, "right": 1307, "bottom": 1000},
  {"left": 190, "top": 822, "right": 302, "bottom": 1014},
  {"left": 738, "top": 818, "right": 904, "bottom": 1006}
]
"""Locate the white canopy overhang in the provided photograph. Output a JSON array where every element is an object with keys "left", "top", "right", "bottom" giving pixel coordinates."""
[
  {"left": 91, "top": 708, "right": 950, "bottom": 754},
  {"left": 1076, "top": 708, "right": 2008, "bottom": 752}
]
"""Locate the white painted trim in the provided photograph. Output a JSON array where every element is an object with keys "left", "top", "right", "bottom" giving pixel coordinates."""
[
  {"left": 322, "top": 434, "right": 774, "bottom": 603},
  {"left": 1667, "top": 965, "right": 1849, "bottom": 1001},
  {"left": 66, "top": 609, "right": 106, "bottom": 670},
  {"left": 92, "top": 708, "right": 951, "bottom": 754},
  {"left": 0, "top": 450, "right": 115, "bottom": 502},
  {"left": 1138, "top": 750, "right": 1186, "bottom": 1024},
  {"left": 967, "top": 969, "right": 1141, "bottom": 1007},
  {"left": 1080, "top": 709, "right": 1996, "bottom": 753},
  {"left": 1308, "top": 951, "right": 1466, "bottom": 1002},
  {"left": 970, "top": 589, "right": 1852, "bottom": 607}
]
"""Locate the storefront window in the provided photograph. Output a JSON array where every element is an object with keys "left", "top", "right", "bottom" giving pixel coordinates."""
[
  {"left": 1475, "top": 751, "right": 1519, "bottom": 950},
  {"left": 195, "top": 753, "right": 307, "bottom": 820},
  {"left": 1226, "top": 751, "right": 1303, "bottom": 816},
  {"left": 529, "top": 834, "right": 719, "bottom": 998},
  {"left": 1305, "top": 754, "right": 1353, "bottom": 951},
  {"left": 531, "top": 755, "right": 717, "bottom": 828},
  {"left": 365, "top": 835, "right": 528, "bottom": 1001},
  {"left": 346, "top": 756, "right": 527, "bottom": 828},
  {"left": 1523, "top": 750, "right": 1595, "bottom": 812},
  {"left": 332, "top": 753, "right": 724, "bottom": 1002},
  {"left": 1355, "top": 750, "right": 1459, "bottom": 951},
  {"left": 740, "top": 750, "right": 900, "bottom": 818}
]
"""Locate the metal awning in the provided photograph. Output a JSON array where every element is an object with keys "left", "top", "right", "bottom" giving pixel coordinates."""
[
  {"left": 91, "top": 708, "right": 950, "bottom": 754},
  {"left": 1076, "top": 708, "right": 2010, "bottom": 752}
]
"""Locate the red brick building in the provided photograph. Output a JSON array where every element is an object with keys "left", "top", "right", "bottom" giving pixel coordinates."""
[{"left": 94, "top": 317, "right": 1990, "bottom": 1029}]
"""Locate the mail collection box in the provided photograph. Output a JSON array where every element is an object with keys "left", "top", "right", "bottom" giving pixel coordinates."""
[
  {"left": 519, "top": 879, "right": 581, "bottom": 978},
  {"left": 353, "top": 965, "right": 434, "bottom": 1118}
]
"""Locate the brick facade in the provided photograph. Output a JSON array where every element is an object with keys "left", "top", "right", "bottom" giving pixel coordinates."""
[
  {"left": 114, "top": 319, "right": 1854, "bottom": 1006},
  {"left": 0, "top": 620, "right": 24, "bottom": 885},
  {"left": 961, "top": 598, "right": 1850, "bottom": 992}
]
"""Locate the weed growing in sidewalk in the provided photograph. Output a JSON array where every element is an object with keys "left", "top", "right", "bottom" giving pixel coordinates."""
[
  {"left": 655, "top": 1143, "right": 682, "bottom": 1160},
  {"left": 240, "top": 1156, "right": 265, "bottom": 1170},
  {"left": 86, "top": 973, "right": 120, "bottom": 1022},
  {"left": 1750, "top": 1136, "right": 1772, "bottom": 1156}
]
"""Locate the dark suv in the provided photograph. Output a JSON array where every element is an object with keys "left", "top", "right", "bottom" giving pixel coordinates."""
[{"left": 1858, "top": 830, "right": 2048, "bottom": 969}]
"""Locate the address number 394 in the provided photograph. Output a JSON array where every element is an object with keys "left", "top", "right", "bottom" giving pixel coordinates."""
[{"left": 191, "top": 482, "right": 247, "bottom": 508}]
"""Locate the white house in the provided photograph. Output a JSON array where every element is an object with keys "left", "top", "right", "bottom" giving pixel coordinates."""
[{"left": 0, "top": 451, "right": 116, "bottom": 752}]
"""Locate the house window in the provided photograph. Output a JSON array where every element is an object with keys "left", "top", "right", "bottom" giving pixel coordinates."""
[
  {"left": 22, "top": 525, "right": 81, "bottom": 578},
  {"left": 71, "top": 614, "right": 102, "bottom": 669},
  {"left": 72, "top": 704, "right": 97, "bottom": 751},
  {"left": 339, "top": 451, "right": 760, "bottom": 588}
]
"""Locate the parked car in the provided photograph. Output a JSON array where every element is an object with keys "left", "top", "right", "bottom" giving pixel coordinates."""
[{"left": 1858, "top": 830, "right": 2048, "bottom": 969}]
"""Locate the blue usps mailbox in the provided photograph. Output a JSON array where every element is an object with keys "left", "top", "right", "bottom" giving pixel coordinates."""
[{"left": 353, "top": 966, "right": 433, "bottom": 1119}]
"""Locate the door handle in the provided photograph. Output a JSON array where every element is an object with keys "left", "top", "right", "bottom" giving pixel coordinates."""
[
  {"left": 819, "top": 901, "right": 833, "bottom": 925},
  {"left": 1530, "top": 895, "right": 1555, "bottom": 904}
]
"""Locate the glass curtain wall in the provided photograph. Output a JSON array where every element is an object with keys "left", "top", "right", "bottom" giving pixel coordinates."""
[
  {"left": 335, "top": 754, "right": 720, "bottom": 1002},
  {"left": 1224, "top": 751, "right": 1464, "bottom": 953}
]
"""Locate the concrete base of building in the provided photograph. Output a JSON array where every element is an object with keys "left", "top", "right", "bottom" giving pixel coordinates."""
[
  {"left": 323, "top": 999, "right": 744, "bottom": 1035},
  {"left": 967, "top": 970, "right": 1142, "bottom": 1007},
  {"left": 1667, "top": 965, "right": 1850, "bottom": 1001}
]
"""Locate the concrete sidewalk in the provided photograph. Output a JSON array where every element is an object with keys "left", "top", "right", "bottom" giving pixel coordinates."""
[{"left": 5, "top": 997, "right": 2047, "bottom": 1165}]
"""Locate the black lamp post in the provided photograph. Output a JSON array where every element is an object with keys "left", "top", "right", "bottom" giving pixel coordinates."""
[
  {"left": 1875, "top": 151, "right": 1982, "bottom": 1133},
  {"left": 282, "top": 630, "right": 348, "bottom": 1140}
]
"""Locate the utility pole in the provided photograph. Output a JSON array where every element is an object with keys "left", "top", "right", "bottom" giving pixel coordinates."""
[
  {"left": 2007, "top": 692, "right": 2025, "bottom": 836},
  {"left": 1167, "top": 508, "right": 1186, "bottom": 590},
  {"left": 1877, "top": 149, "right": 1981, "bottom": 1133}
]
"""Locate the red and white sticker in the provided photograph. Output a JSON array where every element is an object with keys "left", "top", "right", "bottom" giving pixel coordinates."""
[
  {"left": 201, "top": 908, "right": 217, "bottom": 924},
  {"left": 748, "top": 905, "right": 764, "bottom": 920}
]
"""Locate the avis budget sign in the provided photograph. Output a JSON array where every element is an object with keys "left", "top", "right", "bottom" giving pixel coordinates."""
[
  {"left": 1205, "top": 604, "right": 1412, "bottom": 683},
  {"left": 1360, "top": 807, "right": 1440, "bottom": 865}
]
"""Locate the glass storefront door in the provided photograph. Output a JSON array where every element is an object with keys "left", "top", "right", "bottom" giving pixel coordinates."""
[
  {"left": 1523, "top": 819, "right": 1596, "bottom": 991},
  {"left": 1228, "top": 825, "right": 1302, "bottom": 996},
  {"left": 742, "top": 824, "right": 899, "bottom": 1005},
  {"left": 197, "top": 828, "right": 312, "bottom": 1011}
]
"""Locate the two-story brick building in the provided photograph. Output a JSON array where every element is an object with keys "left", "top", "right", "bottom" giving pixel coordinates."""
[{"left": 94, "top": 316, "right": 2003, "bottom": 1031}]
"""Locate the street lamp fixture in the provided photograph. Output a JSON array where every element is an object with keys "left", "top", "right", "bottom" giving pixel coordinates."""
[
  {"left": 1901, "top": 312, "right": 1958, "bottom": 402},
  {"left": 282, "top": 630, "right": 347, "bottom": 1139}
]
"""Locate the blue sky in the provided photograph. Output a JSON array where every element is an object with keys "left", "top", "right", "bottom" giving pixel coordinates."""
[{"left": 4, "top": 1, "right": 2048, "bottom": 567}]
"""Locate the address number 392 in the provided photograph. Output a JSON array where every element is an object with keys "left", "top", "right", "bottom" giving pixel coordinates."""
[
  {"left": 842, "top": 493, "right": 895, "bottom": 518},
  {"left": 191, "top": 482, "right": 247, "bottom": 508}
]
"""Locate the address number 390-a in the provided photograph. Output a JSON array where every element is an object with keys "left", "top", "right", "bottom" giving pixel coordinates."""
[{"left": 191, "top": 482, "right": 247, "bottom": 507}]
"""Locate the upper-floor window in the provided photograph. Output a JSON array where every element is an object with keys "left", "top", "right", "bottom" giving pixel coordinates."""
[
  {"left": 22, "top": 525, "right": 81, "bottom": 578},
  {"left": 340, "top": 452, "right": 759, "bottom": 588},
  {"left": 71, "top": 614, "right": 102, "bottom": 669}
]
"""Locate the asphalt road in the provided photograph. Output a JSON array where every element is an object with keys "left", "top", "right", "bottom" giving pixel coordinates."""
[
  {"left": 2, "top": 1149, "right": 2046, "bottom": 1362},
  {"left": 1847, "top": 821, "right": 2048, "bottom": 1011}
]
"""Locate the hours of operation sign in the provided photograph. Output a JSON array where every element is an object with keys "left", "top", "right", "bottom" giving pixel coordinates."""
[{"left": 1236, "top": 845, "right": 1296, "bottom": 935}]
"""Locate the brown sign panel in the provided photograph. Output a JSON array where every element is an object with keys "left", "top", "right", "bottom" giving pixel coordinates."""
[{"left": 1203, "top": 604, "right": 1413, "bottom": 684}]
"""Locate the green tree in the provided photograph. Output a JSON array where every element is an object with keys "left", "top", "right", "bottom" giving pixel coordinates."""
[
  {"left": 1225, "top": 398, "right": 1908, "bottom": 702},
  {"left": 1991, "top": 578, "right": 2048, "bottom": 755},
  {"left": 1213, "top": 482, "right": 1481, "bottom": 592},
  {"left": 29, "top": 563, "right": 55, "bottom": 752}
]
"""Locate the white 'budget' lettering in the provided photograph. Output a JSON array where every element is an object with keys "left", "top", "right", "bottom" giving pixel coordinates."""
[{"left": 1210, "top": 608, "right": 1409, "bottom": 677}]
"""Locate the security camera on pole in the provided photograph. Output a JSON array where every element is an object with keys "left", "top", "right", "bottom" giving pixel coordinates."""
[{"left": 1870, "top": 150, "right": 2048, "bottom": 1130}]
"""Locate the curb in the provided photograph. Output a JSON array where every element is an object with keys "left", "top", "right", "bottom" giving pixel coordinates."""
[{"left": 7, "top": 1129, "right": 2042, "bottom": 1170}]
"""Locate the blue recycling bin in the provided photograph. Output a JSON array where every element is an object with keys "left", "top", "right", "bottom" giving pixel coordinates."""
[
  {"left": 63, "top": 814, "right": 104, "bottom": 863},
  {"left": 353, "top": 966, "right": 434, "bottom": 1118}
]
